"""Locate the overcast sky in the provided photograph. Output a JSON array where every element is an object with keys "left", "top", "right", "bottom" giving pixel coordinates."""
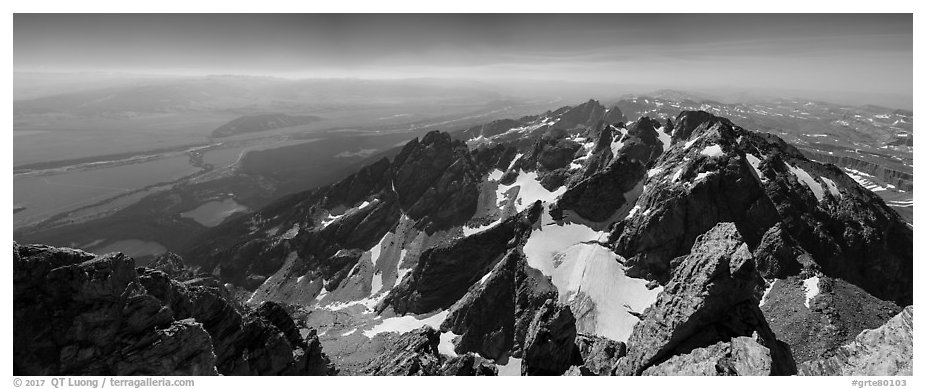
[{"left": 14, "top": 14, "right": 912, "bottom": 105}]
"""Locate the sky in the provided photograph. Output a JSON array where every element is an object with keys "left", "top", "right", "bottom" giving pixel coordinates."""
[{"left": 14, "top": 14, "right": 913, "bottom": 106}]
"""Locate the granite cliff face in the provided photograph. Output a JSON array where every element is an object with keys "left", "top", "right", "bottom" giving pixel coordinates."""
[
  {"left": 13, "top": 243, "right": 335, "bottom": 376},
  {"left": 613, "top": 223, "right": 795, "bottom": 376},
  {"left": 611, "top": 111, "right": 912, "bottom": 306}
]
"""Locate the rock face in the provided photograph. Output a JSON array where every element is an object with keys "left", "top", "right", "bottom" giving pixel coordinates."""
[
  {"left": 759, "top": 275, "right": 901, "bottom": 364},
  {"left": 439, "top": 353, "right": 498, "bottom": 376},
  {"left": 381, "top": 203, "right": 542, "bottom": 315},
  {"left": 13, "top": 243, "right": 218, "bottom": 375},
  {"left": 138, "top": 269, "right": 335, "bottom": 375},
  {"left": 362, "top": 326, "right": 444, "bottom": 376},
  {"left": 572, "top": 334, "right": 626, "bottom": 376},
  {"left": 642, "top": 337, "right": 773, "bottom": 376},
  {"left": 612, "top": 111, "right": 912, "bottom": 306},
  {"left": 185, "top": 129, "right": 486, "bottom": 297},
  {"left": 13, "top": 243, "right": 335, "bottom": 376},
  {"left": 439, "top": 248, "right": 558, "bottom": 360},
  {"left": 522, "top": 299, "right": 578, "bottom": 376},
  {"left": 613, "top": 223, "right": 795, "bottom": 376},
  {"left": 798, "top": 306, "right": 913, "bottom": 376}
]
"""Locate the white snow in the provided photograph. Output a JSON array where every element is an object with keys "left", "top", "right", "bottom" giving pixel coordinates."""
[
  {"left": 487, "top": 169, "right": 504, "bottom": 181},
  {"left": 463, "top": 219, "right": 502, "bottom": 237},
  {"left": 820, "top": 177, "right": 841, "bottom": 198},
  {"left": 803, "top": 276, "right": 820, "bottom": 308},
  {"left": 700, "top": 144, "right": 724, "bottom": 157},
  {"left": 438, "top": 331, "right": 459, "bottom": 357},
  {"left": 610, "top": 127, "right": 626, "bottom": 156},
  {"left": 477, "top": 270, "right": 493, "bottom": 285},
  {"left": 495, "top": 170, "right": 566, "bottom": 212},
  {"left": 296, "top": 275, "right": 306, "bottom": 283},
  {"left": 371, "top": 272, "right": 383, "bottom": 295},
  {"left": 672, "top": 167, "right": 685, "bottom": 182},
  {"left": 315, "top": 285, "right": 328, "bottom": 302},
  {"left": 656, "top": 127, "right": 672, "bottom": 150},
  {"left": 341, "top": 328, "right": 357, "bottom": 337},
  {"left": 363, "top": 310, "right": 450, "bottom": 338},
  {"left": 746, "top": 154, "right": 766, "bottom": 181},
  {"left": 321, "top": 213, "right": 343, "bottom": 228},
  {"left": 786, "top": 162, "right": 826, "bottom": 202},
  {"left": 647, "top": 167, "right": 663, "bottom": 178},
  {"left": 759, "top": 279, "right": 777, "bottom": 307},
  {"left": 496, "top": 357, "right": 522, "bottom": 376},
  {"left": 844, "top": 168, "right": 888, "bottom": 192},
  {"left": 683, "top": 136, "right": 700, "bottom": 150},
  {"left": 396, "top": 249, "right": 410, "bottom": 280},
  {"left": 625, "top": 205, "right": 641, "bottom": 220},
  {"left": 357, "top": 200, "right": 372, "bottom": 210},
  {"left": 523, "top": 222, "right": 660, "bottom": 342},
  {"left": 889, "top": 199, "right": 913, "bottom": 208},
  {"left": 507, "top": 153, "right": 523, "bottom": 170},
  {"left": 370, "top": 232, "right": 392, "bottom": 267},
  {"left": 695, "top": 171, "right": 713, "bottom": 181}
]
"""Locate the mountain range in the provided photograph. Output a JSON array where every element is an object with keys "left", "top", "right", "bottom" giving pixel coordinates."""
[{"left": 13, "top": 99, "right": 913, "bottom": 376}]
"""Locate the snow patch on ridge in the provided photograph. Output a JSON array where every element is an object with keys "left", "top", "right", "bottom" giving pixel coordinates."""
[
  {"left": 700, "top": 144, "right": 723, "bottom": 157},
  {"left": 759, "top": 279, "right": 777, "bottom": 307},
  {"left": 785, "top": 162, "right": 826, "bottom": 202},
  {"left": 803, "top": 276, "right": 820, "bottom": 308},
  {"left": 656, "top": 126, "right": 672, "bottom": 150},
  {"left": 746, "top": 153, "right": 766, "bottom": 182},
  {"left": 438, "top": 331, "right": 459, "bottom": 357}
]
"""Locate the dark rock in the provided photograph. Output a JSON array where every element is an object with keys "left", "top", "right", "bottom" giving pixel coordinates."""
[
  {"left": 613, "top": 223, "right": 795, "bottom": 376},
  {"left": 760, "top": 275, "right": 901, "bottom": 364},
  {"left": 13, "top": 243, "right": 218, "bottom": 375},
  {"left": 612, "top": 111, "right": 911, "bottom": 306},
  {"left": 752, "top": 223, "right": 807, "bottom": 279},
  {"left": 362, "top": 326, "right": 443, "bottom": 376},
  {"left": 147, "top": 252, "right": 186, "bottom": 276},
  {"left": 522, "top": 299, "right": 578, "bottom": 376},
  {"left": 572, "top": 334, "right": 626, "bottom": 376},
  {"left": 439, "top": 353, "right": 498, "bottom": 376},
  {"left": 380, "top": 202, "right": 543, "bottom": 315},
  {"left": 439, "top": 248, "right": 558, "bottom": 359},
  {"left": 642, "top": 337, "right": 773, "bottom": 376},
  {"left": 137, "top": 269, "right": 336, "bottom": 375},
  {"left": 798, "top": 306, "right": 912, "bottom": 376}
]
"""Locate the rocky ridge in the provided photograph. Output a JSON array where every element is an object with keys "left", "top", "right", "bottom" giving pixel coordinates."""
[{"left": 13, "top": 243, "right": 335, "bottom": 376}]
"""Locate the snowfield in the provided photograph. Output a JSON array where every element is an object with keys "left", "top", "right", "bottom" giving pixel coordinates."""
[
  {"left": 496, "top": 170, "right": 566, "bottom": 212},
  {"left": 523, "top": 217, "right": 662, "bottom": 342},
  {"left": 362, "top": 310, "right": 449, "bottom": 338}
]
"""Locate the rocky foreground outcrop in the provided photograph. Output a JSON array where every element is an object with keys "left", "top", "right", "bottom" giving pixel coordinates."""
[
  {"left": 798, "top": 306, "right": 913, "bottom": 376},
  {"left": 361, "top": 326, "right": 498, "bottom": 376},
  {"left": 613, "top": 223, "right": 795, "bottom": 376},
  {"left": 13, "top": 243, "right": 335, "bottom": 376}
]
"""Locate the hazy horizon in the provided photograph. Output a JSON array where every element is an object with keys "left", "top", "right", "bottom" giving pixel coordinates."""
[{"left": 14, "top": 14, "right": 913, "bottom": 109}]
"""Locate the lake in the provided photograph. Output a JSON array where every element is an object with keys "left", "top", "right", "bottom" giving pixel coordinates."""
[
  {"left": 89, "top": 239, "right": 168, "bottom": 265},
  {"left": 14, "top": 154, "right": 200, "bottom": 228},
  {"left": 180, "top": 198, "right": 250, "bottom": 227}
]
